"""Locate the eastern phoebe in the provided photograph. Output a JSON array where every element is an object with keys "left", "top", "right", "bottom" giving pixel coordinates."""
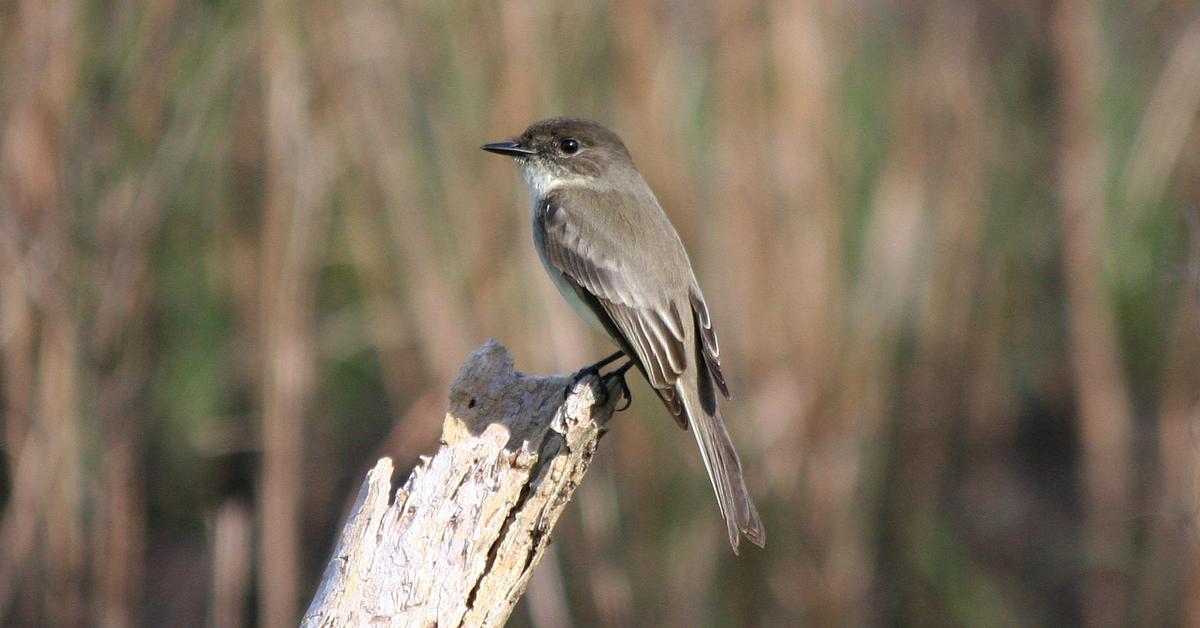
[{"left": 483, "top": 118, "right": 765, "bottom": 552}]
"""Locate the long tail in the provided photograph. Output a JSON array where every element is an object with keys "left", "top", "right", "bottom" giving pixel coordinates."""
[{"left": 679, "top": 357, "right": 766, "bottom": 553}]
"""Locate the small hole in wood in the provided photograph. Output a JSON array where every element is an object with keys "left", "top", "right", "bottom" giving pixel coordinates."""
[{"left": 468, "top": 398, "right": 476, "bottom": 409}]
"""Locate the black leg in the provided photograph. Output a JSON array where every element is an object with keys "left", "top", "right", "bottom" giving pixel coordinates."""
[
  {"left": 572, "top": 350, "right": 625, "bottom": 383},
  {"left": 571, "top": 351, "right": 635, "bottom": 411},
  {"left": 587, "top": 350, "right": 626, "bottom": 373}
]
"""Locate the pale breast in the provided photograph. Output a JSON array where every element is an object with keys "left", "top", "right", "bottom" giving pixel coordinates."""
[{"left": 531, "top": 201, "right": 609, "bottom": 335}]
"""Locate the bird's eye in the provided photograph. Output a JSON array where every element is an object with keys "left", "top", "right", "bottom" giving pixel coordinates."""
[{"left": 559, "top": 138, "right": 579, "bottom": 154}]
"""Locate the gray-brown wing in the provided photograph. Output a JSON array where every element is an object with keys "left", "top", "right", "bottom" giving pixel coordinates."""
[
  {"left": 539, "top": 194, "right": 689, "bottom": 425},
  {"left": 689, "top": 287, "right": 730, "bottom": 399}
]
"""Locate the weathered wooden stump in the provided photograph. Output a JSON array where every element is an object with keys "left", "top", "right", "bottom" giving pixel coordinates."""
[{"left": 302, "top": 341, "right": 622, "bottom": 627}]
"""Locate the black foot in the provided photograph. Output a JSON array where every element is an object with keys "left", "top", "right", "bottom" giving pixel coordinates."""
[
  {"left": 604, "top": 360, "right": 636, "bottom": 411},
  {"left": 571, "top": 351, "right": 634, "bottom": 411}
]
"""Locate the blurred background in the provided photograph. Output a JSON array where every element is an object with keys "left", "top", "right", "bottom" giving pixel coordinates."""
[{"left": 2, "top": 0, "right": 1199, "bottom": 626}]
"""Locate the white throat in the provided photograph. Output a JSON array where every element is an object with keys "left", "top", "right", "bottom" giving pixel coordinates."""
[{"left": 521, "top": 165, "right": 588, "bottom": 201}]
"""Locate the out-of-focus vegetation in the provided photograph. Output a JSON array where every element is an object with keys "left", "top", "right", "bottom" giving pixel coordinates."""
[{"left": 2, "top": 0, "right": 1198, "bottom": 626}]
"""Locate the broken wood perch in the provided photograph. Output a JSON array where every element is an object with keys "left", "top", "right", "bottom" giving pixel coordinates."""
[{"left": 302, "top": 340, "right": 623, "bottom": 627}]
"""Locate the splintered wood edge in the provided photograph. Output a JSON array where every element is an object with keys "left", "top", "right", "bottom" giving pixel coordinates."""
[{"left": 302, "top": 341, "right": 622, "bottom": 628}]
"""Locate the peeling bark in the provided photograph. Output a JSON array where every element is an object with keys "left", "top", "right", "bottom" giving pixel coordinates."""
[{"left": 302, "top": 341, "right": 621, "bottom": 627}]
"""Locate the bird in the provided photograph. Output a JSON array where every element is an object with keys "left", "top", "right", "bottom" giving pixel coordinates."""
[{"left": 482, "top": 117, "right": 765, "bottom": 552}]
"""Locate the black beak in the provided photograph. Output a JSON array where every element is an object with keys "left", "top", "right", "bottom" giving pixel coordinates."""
[{"left": 481, "top": 140, "right": 536, "bottom": 157}]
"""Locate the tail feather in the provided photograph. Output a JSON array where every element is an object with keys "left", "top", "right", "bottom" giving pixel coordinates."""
[{"left": 680, "top": 361, "right": 766, "bottom": 553}]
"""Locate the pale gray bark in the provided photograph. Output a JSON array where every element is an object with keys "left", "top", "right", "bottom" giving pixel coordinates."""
[{"left": 302, "top": 340, "right": 622, "bottom": 627}]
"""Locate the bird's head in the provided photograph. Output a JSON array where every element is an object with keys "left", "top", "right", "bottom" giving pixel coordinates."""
[{"left": 482, "top": 117, "right": 635, "bottom": 198}]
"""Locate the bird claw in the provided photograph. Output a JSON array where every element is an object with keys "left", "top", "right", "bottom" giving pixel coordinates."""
[
  {"left": 571, "top": 351, "right": 635, "bottom": 412},
  {"left": 603, "top": 360, "right": 635, "bottom": 412}
]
